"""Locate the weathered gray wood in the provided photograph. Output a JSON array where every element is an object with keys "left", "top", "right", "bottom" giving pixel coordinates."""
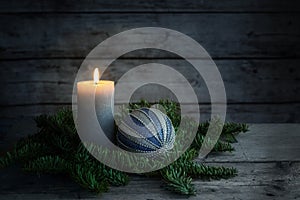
[
  {"left": 1, "top": 124, "right": 299, "bottom": 199},
  {"left": 1, "top": 59, "right": 299, "bottom": 106},
  {"left": 0, "top": 0, "right": 299, "bottom": 13},
  {"left": 0, "top": 184, "right": 298, "bottom": 200},
  {"left": 0, "top": 14, "right": 299, "bottom": 59},
  {"left": 101, "top": 162, "right": 300, "bottom": 199},
  {"left": 204, "top": 124, "right": 300, "bottom": 162},
  {"left": 0, "top": 1, "right": 299, "bottom": 198},
  {"left": 0, "top": 161, "right": 299, "bottom": 199}
]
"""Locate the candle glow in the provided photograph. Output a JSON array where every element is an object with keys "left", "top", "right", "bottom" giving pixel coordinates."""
[
  {"left": 94, "top": 68, "right": 100, "bottom": 84},
  {"left": 77, "top": 68, "right": 115, "bottom": 144}
]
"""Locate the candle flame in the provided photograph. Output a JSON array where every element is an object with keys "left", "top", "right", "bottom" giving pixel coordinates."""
[{"left": 93, "top": 68, "right": 99, "bottom": 84}]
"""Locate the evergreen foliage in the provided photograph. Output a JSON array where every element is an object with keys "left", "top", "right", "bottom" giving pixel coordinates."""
[{"left": 0, "top": 99, "right": 248, "bottom": 195}]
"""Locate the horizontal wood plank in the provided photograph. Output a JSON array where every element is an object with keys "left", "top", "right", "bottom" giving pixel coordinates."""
[
  {"left": 1, "top": 123, "right": 300, "bottom": 198},
  {"left": 204, "top": 124, "right": 300, "bottom": 162},
  {"left": 1, "top": 2, "right": 299, "bottom": 199},
  {"left": 1, "top": 104, "right": 299, "bottom": 124},
  {"left": 0, "top": 59, "right": 299, "bottom": 106},
  {"left": 0, "top": 14, "right": 299, "bottom": 59},
  {"left": 0, "top": 0, "right": 300, "bottom": 13},
  {"left": 0, "top": 161, "right": 299, "bottom": 199},
  {"left": 1, "top": 123, "right": 299, "bottom": 198}
]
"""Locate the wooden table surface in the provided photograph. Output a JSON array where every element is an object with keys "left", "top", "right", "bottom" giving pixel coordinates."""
[{"left": 0, "top": 124, "right": 299, "bottom": 200}]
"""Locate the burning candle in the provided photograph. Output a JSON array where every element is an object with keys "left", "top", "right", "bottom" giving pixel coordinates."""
[{"left": 77, "top": 68, "right": 115, "bottom": 145}]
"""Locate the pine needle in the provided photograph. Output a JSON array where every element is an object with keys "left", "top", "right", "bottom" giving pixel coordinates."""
[{"left": 0, "top": 99, "right": 249, "bottom": 195}]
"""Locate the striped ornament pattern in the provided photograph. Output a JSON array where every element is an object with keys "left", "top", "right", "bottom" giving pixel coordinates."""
[{"left": 117, "top": 108, "right": 175, "bottom": 153}]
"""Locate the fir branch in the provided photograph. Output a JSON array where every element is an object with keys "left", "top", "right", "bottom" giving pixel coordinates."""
[
  {"left": 34, "top": 109, "right": 77, "bottom": 141},
  {"left": 213, "top": 141, "right": 234, "bottom": 152},
  {"left": 70, "top": 164, "right": 109, "bottom": 194},
  {"left": 0, "top": 152, "right": 14, "bottom": 169},
  {"left": 0, "top": 142, "right": 50, "bottom": 169},
  {"left": 23, "top": 155, "right": 69, "bottom": 174},
  {"left": 161, "top": 166, "right": 196, "bottom": 195},
  {"left": 16, "top": 142, "right": 50, "bottom": 162},
  {"left": 223, "top": 122, "right": 249, "bottom": 135},
  {"left": 196, "top": 119, "right": 249, "bottom": 144},
  {"left": 102, "top": 167, "right": 129, "bottom": 186},
  {"left": 74, "top": 145, "right": 129, "bottom": 186},
  {"left": 171, "top": 161, "right": 237, "bottom": 180},
  {"left": 221, "top": 122, "right": 249, "bottom": 143},
  {"left": 191, "top": 133, "right": 234, "bottom": 152},
  {"left": 178, "top": 148, "right": 200, "bottom": 162},
  {"left": 0, "top": 100, "right": 249, "bottom": 196}
]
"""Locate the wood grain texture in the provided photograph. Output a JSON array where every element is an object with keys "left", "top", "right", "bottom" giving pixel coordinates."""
[
  {"left": 0, "top": 59, "right": 299, "bottom": 105},
  {"left": 0, "top": 13, "right": 299, "bottom": 59},
  {"left": 0, "top": 163, "right": 299, "bottom": 199},
  {"left": 0, "top": 1, "right": 299, "bottom": 136},
  {"left": 205, "top": 124, "right": 300, "bottom": 162},
  {"left": 0, "top": 124, "right": 299, "bottom": 199},
  {"left": 0, "top": 1, "right": 299, "bottom": 199},
  {"left": 0, "top": 0, "right": 300, "bottom": 13}
]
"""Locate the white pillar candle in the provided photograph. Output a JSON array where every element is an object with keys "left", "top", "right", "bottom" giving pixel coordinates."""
[{"left": 77, "top": 68, "right": 115, "bottom": 145}]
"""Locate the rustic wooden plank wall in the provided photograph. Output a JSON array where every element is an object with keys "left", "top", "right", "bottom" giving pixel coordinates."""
[{"left": 0, "top": 0, "right": 300, "bottom": 144}]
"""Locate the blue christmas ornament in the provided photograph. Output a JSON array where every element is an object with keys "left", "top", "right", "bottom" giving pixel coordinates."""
[{"left": 117, "top": 107, "right": 175, "bottom": 153}]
